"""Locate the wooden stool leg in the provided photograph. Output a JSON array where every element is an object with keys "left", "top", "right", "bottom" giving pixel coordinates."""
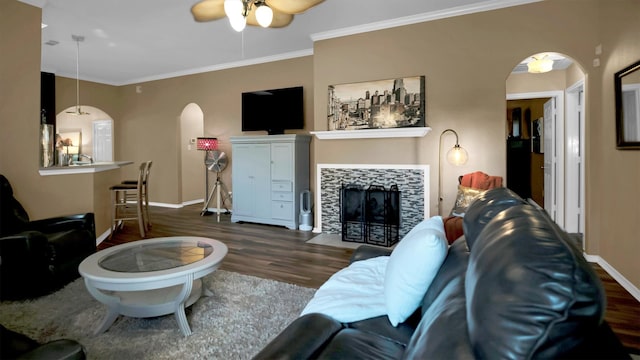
[
  {"left": 144, "top": 187, "right": 151, "bottom": 229},
  {"left": 110, "top": 189, "right": 117, "bottom": 239},
  {"left": 137, "top": 190, "right": 145, "bottom": 238}
]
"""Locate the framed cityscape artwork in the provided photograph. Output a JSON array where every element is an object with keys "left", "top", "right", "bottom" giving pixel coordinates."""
[{"left": 327, "top": 75, "right": 426, "bottom": 131}]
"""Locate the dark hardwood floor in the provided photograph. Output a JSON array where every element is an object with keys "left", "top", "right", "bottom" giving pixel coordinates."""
[
  {"left": 100, "top": 204, "right": 640, "bottom": 353},
  {"left": 99, "top": 204, "right": 354, "bottom": 289}
]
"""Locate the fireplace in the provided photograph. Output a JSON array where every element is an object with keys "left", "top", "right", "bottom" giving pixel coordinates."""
[
  {"left": 341, "top": 184, "right": 401, "bottom": 247},
  {"left": 316, "top": 164, "right": 429, "bottom": 241}
]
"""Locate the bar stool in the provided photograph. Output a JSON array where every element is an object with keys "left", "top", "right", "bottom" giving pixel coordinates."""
[
  {"left": 110, "top": 162, "right": 146, "bottom": 238},
  {"left": 121, "top": 160, "right": 152, "bottom": 230}
]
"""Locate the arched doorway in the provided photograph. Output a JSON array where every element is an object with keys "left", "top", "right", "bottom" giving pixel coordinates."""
[
  {"left": 179, "top": 103, "right": 205, "bottom": 204},
  {"left": 57, "top": 105, "right": 114, "bottom": 163},
  {"left": 506, "top": 52, "right": 586, "bottom": 248}
]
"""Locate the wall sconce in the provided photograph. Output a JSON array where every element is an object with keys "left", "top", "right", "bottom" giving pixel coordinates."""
[{"left": 438, "top": 129, "right": 469, "bottom": 216}]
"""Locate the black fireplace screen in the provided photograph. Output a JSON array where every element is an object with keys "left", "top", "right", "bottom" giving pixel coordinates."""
[{"left": 340, "top": 183, "right": 400, "bottom": 247}]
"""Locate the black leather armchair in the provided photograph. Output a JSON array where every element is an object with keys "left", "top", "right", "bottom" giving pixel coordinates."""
[
  {"left": 0, "top": 324, "right": 85, "bottom": 360},
  {"left": 0, "top": 175, "right": 96, "bottom": 300}
]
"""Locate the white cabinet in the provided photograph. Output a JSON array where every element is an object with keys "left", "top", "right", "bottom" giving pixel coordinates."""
[
  {"left": 232, "top": 143, "right": 271, "bottom": 219},
  {"left": 230, "top": 135, "right": 311, "bottom": 229}
]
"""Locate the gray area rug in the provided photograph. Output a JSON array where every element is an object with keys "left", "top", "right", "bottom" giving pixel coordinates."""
[{"left": 0, "top": 270, "right": 316, "bottom": 359}]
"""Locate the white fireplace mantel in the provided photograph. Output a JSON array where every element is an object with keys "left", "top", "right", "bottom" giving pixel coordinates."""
[{"left": 310, "top": 127, "right": 431, "bottom": 140}]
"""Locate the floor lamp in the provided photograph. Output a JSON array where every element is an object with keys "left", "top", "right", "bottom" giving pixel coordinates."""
[
  {"left": 438, "top": 129, "right": 469, "bottom": 216},
  {"left": 197, "top": 137, "right": 218, "bottom": 216}
]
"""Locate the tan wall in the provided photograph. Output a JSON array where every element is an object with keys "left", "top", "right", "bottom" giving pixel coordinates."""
[
  {"left": 312, "top": 0, "right": 638, "bottom": 289},
  {"left": 55, "top": 76, "right": 121, "bottom": 120},
  {"left": 0, "top": 1, "right": 95, "bottom": 221},
  {"left": 2, "top": 0, "right": 638, "bottom": 289},
  {"left": 312, "top": 0, "right": 599, "bottom": 216},
  {"left": 114, "top": 57, "right": 314, "bottom": 205},
  {"left": 594, "top": 0, "right": 640, "bottom": 289}
]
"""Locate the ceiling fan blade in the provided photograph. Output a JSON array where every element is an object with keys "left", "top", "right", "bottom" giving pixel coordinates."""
[
  {"left": 191, "top": 0, "right": 226, "bottom": 22},
  {"left": 246, "top": 7, "right": 294, "bottom": 28},
  {"left": 266, "top": 0, "right": 325, "bottom": 14}
]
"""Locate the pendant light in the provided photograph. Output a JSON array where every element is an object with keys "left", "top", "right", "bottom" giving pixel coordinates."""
[{"left": 66, "top": 35, "right": 89, "bottom": 115}]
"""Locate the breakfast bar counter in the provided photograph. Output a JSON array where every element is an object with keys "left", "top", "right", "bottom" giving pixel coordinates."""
[{"left": 38, "top": 161, "right": 133, "bottom": 176}]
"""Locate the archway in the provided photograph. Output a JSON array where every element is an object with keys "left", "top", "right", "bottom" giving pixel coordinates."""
[
  {"left": 506, "top": 52, "right": 586, "bottom": 247},
  {"left": 56, "top": 105, "right": 114, "bottom": 163},
  {"left": 179, "top": 103, "right": 205, "bottom": 204}
]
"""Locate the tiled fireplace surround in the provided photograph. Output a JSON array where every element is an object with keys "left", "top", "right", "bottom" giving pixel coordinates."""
[{"left": 316, "top": 164, "right": 430, "bottom": 239}]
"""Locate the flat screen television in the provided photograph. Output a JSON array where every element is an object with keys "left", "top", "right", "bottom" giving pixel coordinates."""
[{"left": 242, "top": 86, "right": 304, "bottom": 135}]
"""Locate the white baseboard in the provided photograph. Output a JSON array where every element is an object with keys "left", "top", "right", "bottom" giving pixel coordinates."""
[
  {"left": 180, "top": 199, "right": 203, "bottom": 207},
  {"left": 96, "top": 229, "right": 110, "bottom": 246},
  {"left": 95, "top": 201, "right": 203, "bottom": 245},
  {"left": 585, "top": 253, "right": 640, "bottom": 302}
]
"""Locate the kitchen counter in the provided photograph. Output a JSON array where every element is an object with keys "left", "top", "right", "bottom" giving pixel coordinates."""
[{"left": 39, "top": 161, "right": 134, "bottom": 176}]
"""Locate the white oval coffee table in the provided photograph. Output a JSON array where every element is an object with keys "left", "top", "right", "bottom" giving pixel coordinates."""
[{"left": 79, "top": 236, "right": 228, "bottom": 336}]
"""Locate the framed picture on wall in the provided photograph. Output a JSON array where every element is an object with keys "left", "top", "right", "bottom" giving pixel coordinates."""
[
  {"left": 327, "top": 76, "right": 426, "bottom": 131},
  {"left": 615, "top": 59, "right": 640, "bottom": 149}
]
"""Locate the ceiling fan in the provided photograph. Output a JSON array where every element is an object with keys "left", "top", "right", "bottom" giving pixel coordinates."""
[{"left": 191, "top": 0, "right": 325, "bottom": 31}]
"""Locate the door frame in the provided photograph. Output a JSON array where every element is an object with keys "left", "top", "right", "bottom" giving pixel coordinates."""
[
  {"left": 565, "top": 80, "right": 586, "bottom": 245},
  {"left": 506, "top": 91, "right": 565, "bottom": 229}
]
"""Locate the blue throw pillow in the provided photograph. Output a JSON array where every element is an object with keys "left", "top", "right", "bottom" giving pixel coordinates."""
[{"left": 384, "top": 216, "right": 448, "bottom": 327}]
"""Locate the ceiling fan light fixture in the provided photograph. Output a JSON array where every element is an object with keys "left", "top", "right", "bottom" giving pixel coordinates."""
[
  {"left": 224, "top": 0, "right": 244, "bottom": 17},
  {"left": 255, "top": 3, "right": 273, "bottom": 28},
  {"left": 528, "top": 54, "right": 554, "bottom": 74},
  {"left": 228, "top": 14, "right": 247, "bottom": 32}
]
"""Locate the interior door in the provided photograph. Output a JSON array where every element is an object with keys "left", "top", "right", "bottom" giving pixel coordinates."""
[{"left": 543, "top": 98, "right": 555, "bottom": 220}]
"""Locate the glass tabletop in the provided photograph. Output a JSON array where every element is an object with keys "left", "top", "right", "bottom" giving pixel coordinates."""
[{"left": 99, "top": 240, "right": 214, "bottom": 273}]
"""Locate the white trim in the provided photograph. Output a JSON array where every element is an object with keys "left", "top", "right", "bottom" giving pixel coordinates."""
[
  {"left": 16, "top": 0, "right": 46, "bottom": 8},
  {"left": 585, "top": 254, "right": 640, "bottom": 302},
  {"left": 182, "top": 199, "right": 204, "bottom": 207},
  {"left": 147, "top": 201, "right": 188, "bottom": 209},
  {"left": 564, "top": 81, "right": 585, "bottom": 239},
  {"left": 315, "top": 163, "right": 430, "bottom": 234},
  {"left": 311, "top": 127, "right": 431, "bottom": 140},
  {"left": 506, "top": 90, "right": 564, "bottom": 101},
  {"left": 311, "top": 0, "right": 542, "bottom": 42},
  {"left": 96, "top": 229, "right": 110, "bottom": 246},
  {"left": 116, "top": 49, "right": 314, "bottom": 86}
]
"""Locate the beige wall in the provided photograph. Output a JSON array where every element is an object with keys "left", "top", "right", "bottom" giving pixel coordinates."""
[
  {"left": 1, "top": 0, "right": 638, "bottom": 290},
  {"left": 312, "top": 0, "right": 600, "bottom": 215},
  {"left": 113, "top": 57, "right": 314, "bottom": 205},
  {"left": 0, "top": 1, "right": 95, "bottom": 221},
  {"left": 594, "top": 0, "right": 640, "bottom": 289},
  {"left": 311, "top": 0, "right": 638, "bottom": 289}
]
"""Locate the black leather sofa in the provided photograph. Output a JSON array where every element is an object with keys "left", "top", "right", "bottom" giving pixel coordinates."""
[
  {"left": 0, "top": 324, "right": 86, "bottom": 360},
  {"left": 255, "top": 187, "right": 630, "bottom": 359},
  {"left": 0, "top": 174, "right": 97, "bottom": 300}
]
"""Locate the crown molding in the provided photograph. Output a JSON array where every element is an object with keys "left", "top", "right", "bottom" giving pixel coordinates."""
[
  {"left": 115, "top": 49, "right": 314, "bottom": 86},
  {"left": 311, "top": 0, "right": 542, "bottom": 42}
]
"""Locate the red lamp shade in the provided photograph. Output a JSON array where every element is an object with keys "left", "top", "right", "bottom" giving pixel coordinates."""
[{"left": 197, "top": 137, "right": 218, "bottom": 151}]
